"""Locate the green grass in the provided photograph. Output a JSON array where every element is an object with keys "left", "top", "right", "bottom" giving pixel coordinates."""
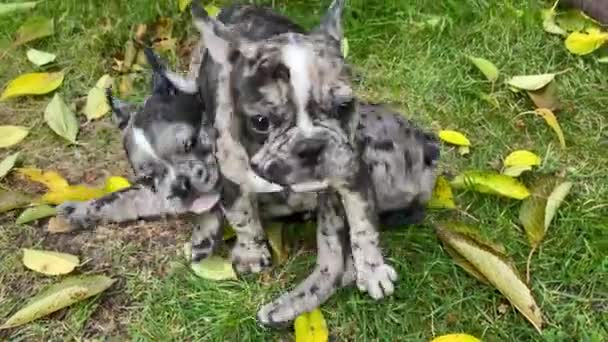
[{"left": 1, "top": 0, "right": 607, "bottom": 340}]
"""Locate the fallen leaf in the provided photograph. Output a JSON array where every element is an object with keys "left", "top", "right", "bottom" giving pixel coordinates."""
[
  {"left": 428, "top": 176, "right": 456, "bottom": 209},
  {"left": 0, "top": 72, "right": 64, "bottom": 101},
  {"left": 0, "top": 2, "right": 38, "bottom": 16},
  {"left": 502, "top": 165, "right": 533, "bottom": 177},
  {"left": 556, "top": 9, "right": 596, "bottom": 32},
  {"left": 0, "top": 152, "right": 20, "bottom": 179},
  {"left": 123, "top": 40, "right": 137, "bottom": 72},
  {"left": 519, "top": 178, "right": 557, "bottom": 247},
  {"left": 47, "top": 216, "right": 75, "bottom": 233},
  {"left": 205, "top": 4, "right": 221, "bottom": 18},
  {"left": 542, "top": 4, "right": 567, "bottom": 36},
  {"left": 526, "top": 84, "right": 560, "bottom": 113},
  {"left": 431, "top": 333, "right": 481, "bottom": 342},
  {"left": 0, "top": 275, "right": 115, "bottom": 329},
  {"left": 467, "top": 56, "right": 499, "bottom": 82},
  {"left": 507, "top": 73, "right": 555, "bottom": 91},
  {"left": 0, "top": 126, "right": 28, "bottom": 148},
  {"left": 13, "top": 15, "right": 54, "bottom": 46},
  {"left": 22, "top": 248, "right": 79, "bottom": 275},
  {"left": 341, "top": 37, "right": 349, "bottom": 58},
  {"left": 26, "top": 48, "right": 56, "bottom": 66},
  {"left": 438, "top": 130, "right": 471, "bottom": 146},
  {"left": 435, "top": 223, "right": 543, "bottom": 333},
  {"left": 118, "top": 74, "right": 134, "bottom": 97},
  {"left": 42, "top": 185, "right": 106, "bottom": 205},
  {"left": 443, "top": 244, "right": 489, "bottom": 284},
  {"left": 535, "top": 108, "right": 566, "bottom": 148},
  {"left": 458, "top": 146, "right": 470, "bottom": 156},
  {"left": 504, "top": 150, "right": 541, "bottom": 168},
  {"left": 178, "top": 0, "right": 192, "bottom": 12},
  {"left": 544, "top": 181, "right": 573, "bottom": 231},
  {"left": 103, "top": 176, "right": 131, "bottom": 193},
  {"left": 17, "top": 167, "right": 69, "bottom": 190},
  {"left": 451, "top": 171, "right": 530, "bottom": 200},
  {"left": 16, "top": 205, "right": 56, "bottom": 225},
  {"left": 83, "top": 75, "right": 113, "bottom": 121},
  {"left": 0, "top": 189, "right": 31, "bottom": 213},
  {"left": 191, "top": 256, "right": 237, "bottom": 281},
  {"left": 267, "top": 222, "right": 288, "bottom": 265},
  {"left": 295, "top": 308, "right": 329, "bottom": 342},
  {"left": 565, "top": 27, "right": 608, "bottom": 55},
  {"left": 44, "top": 93, "right": 79, "bottom": 144},
  {"left": 598, "top": 56, "right": 608, "bottom": 63}
]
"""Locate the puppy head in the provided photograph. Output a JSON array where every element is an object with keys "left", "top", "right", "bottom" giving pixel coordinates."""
[
  {"left": 107, "top": 49, "right": 220, "bottom": 213},
  {"left": 189, "top": 1, "right": 357, "bottom": 188}
]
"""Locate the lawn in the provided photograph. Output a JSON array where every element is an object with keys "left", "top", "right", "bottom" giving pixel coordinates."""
[{"left": 0, "top": 0, "right": 607, "bottom": 340}]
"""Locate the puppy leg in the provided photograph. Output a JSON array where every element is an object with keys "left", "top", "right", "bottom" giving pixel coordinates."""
[
  {"left": 257, "top": 191, "right": 348, "bottom": 326},
  {"left": 190, "top": 208, "right": 224, "bottom": 262},
  {"left": 338, "top": 167, "right": 397, "bottom": 300},
  {"left": 222, "top": 181, "right": 272, "bottom": 274}
]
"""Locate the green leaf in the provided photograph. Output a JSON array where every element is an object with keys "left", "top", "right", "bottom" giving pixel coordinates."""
[
  {"left": 0, "top": 2, "right": 38, "bottom": 17},
  {"left": 0, "top": 189, "right": 31, "bottom": 214},
  {"left": 467, "top": 56, "right": 499, "bottom": 82},
  {"left": 44, "top": 93, "right": 79, "bottom": 144},
  {"left": 507, "top": 73, "right": 556, "bottom": 91},
  {"left": 83, "top": 75, "right": 113, "bottom": 121},
  {"left": 178, "top": 0, "right": 192, "bottom": 12},
  {"left": 0, "top": 275, "right": 115, "bottom": 329},
  {"left": 341, "top": 37, "right": 349, "bottom": 58},
  {"left": 26, "top": 48, "right": 56, "bottom": 66},
  {"left": 267, "top": 222, "right": 288, "bottom": 265},
  {"left": 542, "top": 6, "right": 567, "bottom": 36},
  {"left": 191, "top": 256, "right": 237, "bottom": 281},
  {"left": 435, "top": 223, "right": 543, "bottom": 333},
  {"left": 16, "top": 205, "right": 56, "bottom": 224},
  {"left": 556, "top": 9, "right": 596, "bottom": 32},
  {"left": 451, "top": 171, "right": 530, "bottom": 200},
  {"left": 0, "top": 152, "right": 20, "bottom": 179},
  {"left": 427, "top": 176, "right": 456, "bottom": 209},
  {"left": 13, "top": 16, "right": 54, "bottom": 47}
]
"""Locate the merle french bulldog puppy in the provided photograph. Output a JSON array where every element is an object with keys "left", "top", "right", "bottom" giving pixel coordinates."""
[{"left": 167, "top": 1, "right": 407, "bottom": 306}]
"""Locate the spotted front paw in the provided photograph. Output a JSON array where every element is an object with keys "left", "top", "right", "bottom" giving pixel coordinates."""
[
  {"left": 230, "top": 240, "right": 272, "bottom": 274},
  {"left": 56, "top": 201, "right": 96, "bottom": 230},
  {"left": 256, "top": 300, "right": 297, "bottom": 327},
  {"left": 356, "top": 263, "right": 397, "bottom": 300}
]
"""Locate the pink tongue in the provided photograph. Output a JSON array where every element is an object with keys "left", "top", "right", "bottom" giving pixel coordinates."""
[{"left": 189, "top": 194, "right": 220, "bottom": 214}]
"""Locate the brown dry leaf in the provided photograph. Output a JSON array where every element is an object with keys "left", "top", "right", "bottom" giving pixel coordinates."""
[
  {"left": 436, "top": 223, "right": 543, "bottom": 333},
  {"left": 47, "top": 216, "right": 76, "bottom": 233},
  {"left": 13, "top": 15, "right": 54, "bottom": 47},
  {"left": 0, "top": 189, "right": 32, "bottom": 214},
  {"left": 134, "top": 24, "right": 147, "bottom": 43},
  {"left": 527, "top": 82, "right": 560, "bottom": 111}
]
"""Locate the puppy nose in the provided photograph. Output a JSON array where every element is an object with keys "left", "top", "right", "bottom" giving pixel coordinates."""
[
  {"left": 171, "top": 175, "right": 191, "bottom": 198},
  {"left": 294, "top": 138, "right": 326, "bottom": 165}
]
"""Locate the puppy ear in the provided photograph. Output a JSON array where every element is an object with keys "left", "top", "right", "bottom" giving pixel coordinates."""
[
  {"left": 106, "top": 87, "right": 137, "bottom": 130},
  {"left": 191, "top": 2, "right": 240, "bottom": 65},
  {"left": 143, "top": 47, "right": 198, "bottom": 95},
  {"left": 314, "top": 0, "right": 346, "bottom": 42}
]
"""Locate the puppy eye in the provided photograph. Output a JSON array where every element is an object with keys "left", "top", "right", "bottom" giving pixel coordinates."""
[
  {"left": 184, "top": 137, "right": 196, "bottom": 153},
  {"left": 336, "top": 99, "right": 355, "bottom": 117},
  {"left": 250, "top": 115, "right": 270, "bottom": 134}
]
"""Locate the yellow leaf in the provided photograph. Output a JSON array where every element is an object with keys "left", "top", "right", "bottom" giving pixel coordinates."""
[
  {"left": 42, "top": 185, "right": 106, "bottom": 205},
  {"left": 451, "top": 171, "right": 530, "bottom": 200},
  {"left": 0, "top": 275, "right": 115, "bottom": 329},
  {"left": 191, "top": 256, "right": 237, "bottom": 281},
  {"left": 295, "top": 309, "right": 328, "bottom": 342},
  {"left": 544, "top": 181, "right": 572, "bottom": 230},
  {"left": 17, "top": 167, "right": 69, "bottom": 190},
  {"left": 467, "top": 56, "right": 499, "bottom": 82},
  {"left": 26, "top": 48, "right": 56, "bottom": 66},
  {"left": 45, "top": 93, "right": 79, "bottom": 143},
  {"left": 435, "top": 224, "right": 543, "bottom": 333},
  {"left": 438, "top": 130, "right": 471, "bottom": 146},
  {"left": 431, "top": 333, "right": 481, "bottom": 342},
  {"left": 507, "top": 73, "right": 555, "bottom": 91},
  {"left": 565, "top": 28, "right": 608, "bottom": 55},
  {"left": 504, "top": 150, "right": 541, "bottom": 167},
  {"left": 502, "top": 165, "right": 533, "bottom": 177},
  {"left": 103, "top": 176, "right": 131, "bottom": 193},
  {"left": 0, "top": 125, "right": 29, "bottom": 148},
  {"left": 83, "top": 75, "right": 113, "bottom": 121},
  {"left": 205, "top": 4, "right": 221, "bottom": 18},
  {"left": 22, "top": 248, "right": 79, "bottom": 275},
  {"left": 427, "top": 176, "right": 456, "bottom": 209},
  {"left": 0, "top": 72, "right": 64, "bottom": 101},
  {"left": 178, "top": 0, "right": 192, "bottom": 12},
  {"left": 534, "top": 108, "right": 566, "bottom": 148},
  {"left": 294, "top": 313, "right": 313, "bottom": 342}
]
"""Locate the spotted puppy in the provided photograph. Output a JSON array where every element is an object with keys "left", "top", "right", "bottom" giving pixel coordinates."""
[{"left": 169, "top": 1, "right": 405, "bottom": 305}]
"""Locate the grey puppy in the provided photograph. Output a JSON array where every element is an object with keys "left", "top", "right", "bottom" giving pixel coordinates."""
[
  {"left": 57, "top": 58, "right": 439, "bottom": 325},
  {"left": 167, "top": 1, "right": 407, "bottom": 306}
]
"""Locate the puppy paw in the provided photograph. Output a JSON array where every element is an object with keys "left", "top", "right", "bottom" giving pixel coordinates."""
[
  {"left": 56, "top": 201, "right": 96, "bottom": 230},
  {"left": 356, "top": 263, "right": 397, "bottom": 300},
  {"left": 257, "top": 301, "right": 295, "bottom": 328},
  {"left": 230, "top": 241, "right": 272, "bottom": 274}
]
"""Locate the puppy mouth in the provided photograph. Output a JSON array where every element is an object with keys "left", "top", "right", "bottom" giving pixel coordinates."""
[
  {"left": 289, "top": 180, "right": 329, "bottom": 193},
  {"left": 189, "top": 193, "right": 221, "bottom": 214}
]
